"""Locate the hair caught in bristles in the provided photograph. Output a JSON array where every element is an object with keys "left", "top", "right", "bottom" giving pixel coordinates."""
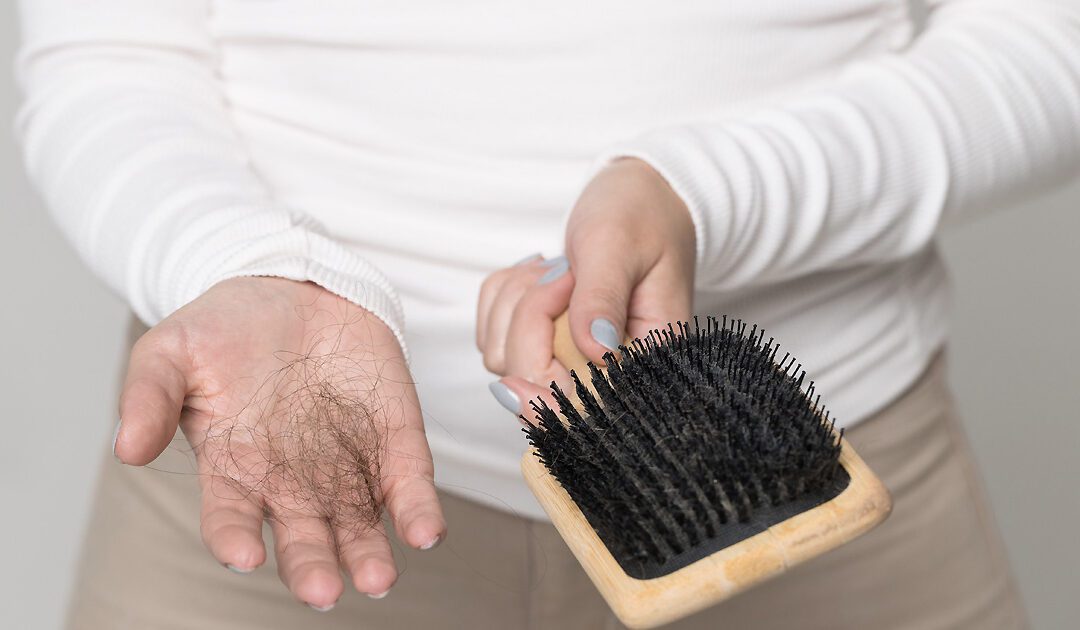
[{"left": 524, "top": 317, "right": 846, "bottom": 578}]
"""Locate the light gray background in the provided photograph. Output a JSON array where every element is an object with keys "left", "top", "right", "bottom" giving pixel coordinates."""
[{"left": 2, "top": 5, "right": 1077, "bottom": 629}]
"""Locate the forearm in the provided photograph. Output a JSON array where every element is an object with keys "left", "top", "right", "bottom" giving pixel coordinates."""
[
  {"left": 15, "top": 0, "right": 405, "bottom": 348},
  {"left": 603, "top": 0, "right": 1080, "bottom": 292}
]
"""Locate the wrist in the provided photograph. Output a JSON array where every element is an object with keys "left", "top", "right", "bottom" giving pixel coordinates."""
[{"left": 567, "top": 157, "right": 696, "bottom": 270}]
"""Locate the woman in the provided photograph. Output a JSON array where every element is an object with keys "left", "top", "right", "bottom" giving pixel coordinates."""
[{"left": 17, "top": 0, "right": 1079, "bottom": 628}]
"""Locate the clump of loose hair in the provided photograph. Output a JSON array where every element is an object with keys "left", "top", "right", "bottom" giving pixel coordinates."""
[{"left": 199, "top": 322, "right": 398, "bottom": 543}]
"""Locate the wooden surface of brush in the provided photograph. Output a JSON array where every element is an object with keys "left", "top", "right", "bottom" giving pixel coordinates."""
[{"left": 520, "top": 313, "right": 892, "bottom": 629}]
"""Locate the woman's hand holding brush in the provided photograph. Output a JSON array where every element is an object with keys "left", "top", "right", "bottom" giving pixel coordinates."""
[
  {"left": 478, "top": 157, "right": 696, "bottom": 413},
  {"left": 485, "top": 160, "right": 891, "bottom": 628}
]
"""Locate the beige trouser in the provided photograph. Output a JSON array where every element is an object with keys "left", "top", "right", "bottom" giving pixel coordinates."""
[{"left": 67, "top": 322, "right": 1028, "bottom": 629}]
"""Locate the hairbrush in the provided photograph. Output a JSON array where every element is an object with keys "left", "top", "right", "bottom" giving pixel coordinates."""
[{"left": 520, "top": 315, "right": 892, "bottom": 628}]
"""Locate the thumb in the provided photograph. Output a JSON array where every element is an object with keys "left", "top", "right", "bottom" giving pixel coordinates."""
[
  {"left": 115, "top": 331, "right": 190, "bottom": 465},
  {"left": 565, "top": 249, "right": 638, "bottom": 364}
]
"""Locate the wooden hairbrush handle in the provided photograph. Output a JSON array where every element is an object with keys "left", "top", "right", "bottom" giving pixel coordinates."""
[
  {"left": 552, "top": 312, "right": 596, "bottom": 378},
  {"left": 551, "top": 312, "right": 632, "bottom": 404}
]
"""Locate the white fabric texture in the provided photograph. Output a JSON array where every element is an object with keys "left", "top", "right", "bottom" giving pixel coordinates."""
[{"left": 16, "top": 0, "right": 1080, "bottom": 518}]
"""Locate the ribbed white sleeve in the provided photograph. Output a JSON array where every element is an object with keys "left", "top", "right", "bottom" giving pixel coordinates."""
[
  {"left": 603, "top": 0, "right": 1080, "bottom": 293},
  {"left": 14, "top": 0, "right": 406, "bottom": 350}
]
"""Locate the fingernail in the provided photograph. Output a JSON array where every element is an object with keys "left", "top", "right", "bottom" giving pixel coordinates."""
[
  {"left": 537, "top": 256, "right": 569, "bottom": 285},
  {"left": 225, "top": 564, "right": 253, "bottom": 574},
  {"left": 420, "top": 535, "right": 442, "bottom": 550},
  {"left": 488, "top": 381, "right": 520, "bottom": 414},
  {"left": 590, "top": 318, "right": 620, "bottom": 351},
  {"left": 308, "top": 602, "right": 336, "bottom": 612},
  {"left": 112, "top": 419, "right": 122, "bottom": 461},
  {"left": 368, "top": 590, "right": 390, "bottom": 600},
  {"left": 512, "top": 252, "right": 543, "bottom": 266}
]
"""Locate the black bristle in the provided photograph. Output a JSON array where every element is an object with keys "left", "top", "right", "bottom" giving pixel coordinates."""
[{"left": 523, "top": 317, "right": 849, "bottom": 579}]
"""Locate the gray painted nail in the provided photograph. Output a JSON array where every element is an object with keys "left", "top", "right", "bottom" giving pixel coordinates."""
[
  {"left": 590, "top": 318, "right": 620, "bottom": 351},
  {"left": 420, "top": 535, "right": 442, "bottom": 550},
  {"left": 512, "top": 252, "right": 543, "bottom": 266},
  {"left": 540, "top": 255, "right": 566, "bottom": 268},
  {"left": 537, "top": 256, "right": 569, "bottom": 285},
  {"left": 112, "top": 419, "right": 122, "bottom": 460},
  {"left": 226, "top": 564, "right": 253, "bottom": 575},
  {"left": 308, "top": 602, "right": 336, "bottom": 612},
  {"left": 488, "top": 381, "right": 520, "bottom": 414}
]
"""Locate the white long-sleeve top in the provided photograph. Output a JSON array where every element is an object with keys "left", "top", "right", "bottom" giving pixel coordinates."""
[{"left": 17, "top": 0, "right": 1080, "bottom": 518}]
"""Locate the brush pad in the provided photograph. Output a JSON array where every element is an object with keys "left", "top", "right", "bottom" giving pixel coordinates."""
[{"left": 523, "top": 317, "right": 848, "bottom": 580}]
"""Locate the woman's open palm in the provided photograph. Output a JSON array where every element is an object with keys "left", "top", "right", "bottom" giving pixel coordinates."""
[{"left": 113, "top": 277, "right": 445, "bottom": 610}]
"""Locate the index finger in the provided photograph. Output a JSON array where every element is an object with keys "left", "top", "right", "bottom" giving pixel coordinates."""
[{"left": 503, "top": 262, "right": 575, "bottom": 384}]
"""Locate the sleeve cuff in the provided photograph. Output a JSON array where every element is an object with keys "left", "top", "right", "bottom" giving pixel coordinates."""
[{"left": 129, "top": 205, "right": 409, "bottom": 359}]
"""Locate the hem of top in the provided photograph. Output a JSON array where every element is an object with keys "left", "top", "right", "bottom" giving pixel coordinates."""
[{"left": 840, "top": 335, "right": 949, "bottom": 429}]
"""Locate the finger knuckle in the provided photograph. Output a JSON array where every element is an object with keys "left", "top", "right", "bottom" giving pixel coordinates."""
[
  {"left": 485, "top": 275, "right": 533, "bottom": 312},
  {"left": 120, "top": 377, "right": 173, "bottom": 414},
  {"left": 578, "top": 285, "right": 627, "bottom": 314},
  {"left": 481, "top": 268, "right": 512, "bottom": 291},
  {"left": 478, "top": 274, "right": 498, "bottom": 297},
  {"left": 482, "top": 351, "right": 506, "bottom": 375},
  {"left": 133, "top": 324, "right": 187, "bottom": 358}
]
